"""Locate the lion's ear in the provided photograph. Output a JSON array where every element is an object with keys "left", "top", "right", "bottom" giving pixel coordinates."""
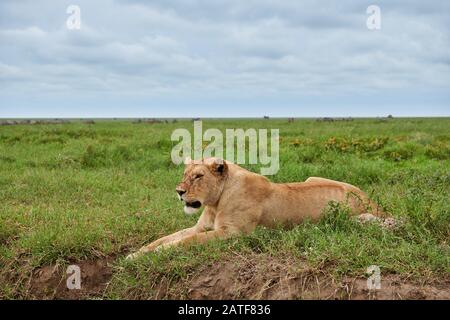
[{"left": 210, "top": 159, "right": 228, "bottom": 175}]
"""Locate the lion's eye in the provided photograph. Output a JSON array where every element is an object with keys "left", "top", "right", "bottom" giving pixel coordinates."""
[{"left": 194, "top": 174, "right": 203, "bottom": 180}]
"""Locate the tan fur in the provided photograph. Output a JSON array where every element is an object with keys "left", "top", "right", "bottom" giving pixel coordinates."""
[{"left": 126, "top": 158, "right": 383, "bottom": 259}]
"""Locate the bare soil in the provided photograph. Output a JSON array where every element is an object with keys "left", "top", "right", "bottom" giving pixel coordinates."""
[
  {"left": 185, "top": 254, "right": 450, "bottom": 300},
  {"left": 29, "top": 257, "right": 114, "bottom": 299},
  {"left": 29, "top": 253, "right": 449, "bottom": 300}
]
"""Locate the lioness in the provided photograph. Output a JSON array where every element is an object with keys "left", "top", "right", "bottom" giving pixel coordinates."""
[{"left": 127, "top": 157, "right": 382, "bottom": 260}]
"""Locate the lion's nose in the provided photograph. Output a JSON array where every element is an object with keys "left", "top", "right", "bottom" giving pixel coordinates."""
[{"left": 176, "top": 188, "right": 186, "bottom": 197}]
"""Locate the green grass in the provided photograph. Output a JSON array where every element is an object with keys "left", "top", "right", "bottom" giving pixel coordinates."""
[{"left": 0, "top": 118, "right": 449, "bottom": 298}]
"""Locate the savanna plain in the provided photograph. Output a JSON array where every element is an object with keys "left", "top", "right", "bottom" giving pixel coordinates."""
[{"left": 0, "top": 118, "right": 448, "bottom": 299}]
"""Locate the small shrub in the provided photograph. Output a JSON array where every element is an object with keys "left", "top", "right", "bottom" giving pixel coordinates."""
[
  {"left": 425, "top": 143, "right": 450, "bottom": 160},
  {"left": 383, "top": 144, "right": 415, "bottom": 161},
  {"left": 324, "top": 137, "right": 388, "bottom": 153}
]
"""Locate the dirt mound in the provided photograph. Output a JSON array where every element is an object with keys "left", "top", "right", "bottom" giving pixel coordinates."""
[
  {"left": 186, "top": 254, "right": 450, "bottom": 300},
  {"left": 27, "top": 253, "right": 449, "bottom": 300},
  {"left": 29, "top": 257, "right": 114, "bottom": 299}
]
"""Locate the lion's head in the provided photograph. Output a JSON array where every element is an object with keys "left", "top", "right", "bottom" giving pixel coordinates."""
[{"left": 176, "top": 158, "right": 228, "bottom": 215}]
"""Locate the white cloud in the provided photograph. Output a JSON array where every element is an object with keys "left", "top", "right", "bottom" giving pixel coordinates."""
[{"left": 0, "top": 0, "right": 449, "bottom": 116}]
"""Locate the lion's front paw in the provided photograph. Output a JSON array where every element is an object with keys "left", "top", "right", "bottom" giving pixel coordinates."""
[
  {"left": 154, "top": 245, "right": 164, "bottom": 252},
  {"left": 126, "top": 251, "right": 143, "bottom": 260},
  {"left": 154, "top": 240, "right": 179, "bottom": 252},
  {"left": 125, "top": 252, "right": 139, "bottom": 260}
]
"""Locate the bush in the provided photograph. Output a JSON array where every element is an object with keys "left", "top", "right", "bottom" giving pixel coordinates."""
[{"left": 425, "top": 143, "right": 450, "bottom": 160}]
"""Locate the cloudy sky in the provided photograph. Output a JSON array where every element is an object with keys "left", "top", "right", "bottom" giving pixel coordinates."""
[{"left": 0, "top": 0, "right": 449, "bottom": 117}]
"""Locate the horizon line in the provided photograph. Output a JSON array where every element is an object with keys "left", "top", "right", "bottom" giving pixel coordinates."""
[{"left": 1, "top": 116, "right": 450, "bottom": 120}]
